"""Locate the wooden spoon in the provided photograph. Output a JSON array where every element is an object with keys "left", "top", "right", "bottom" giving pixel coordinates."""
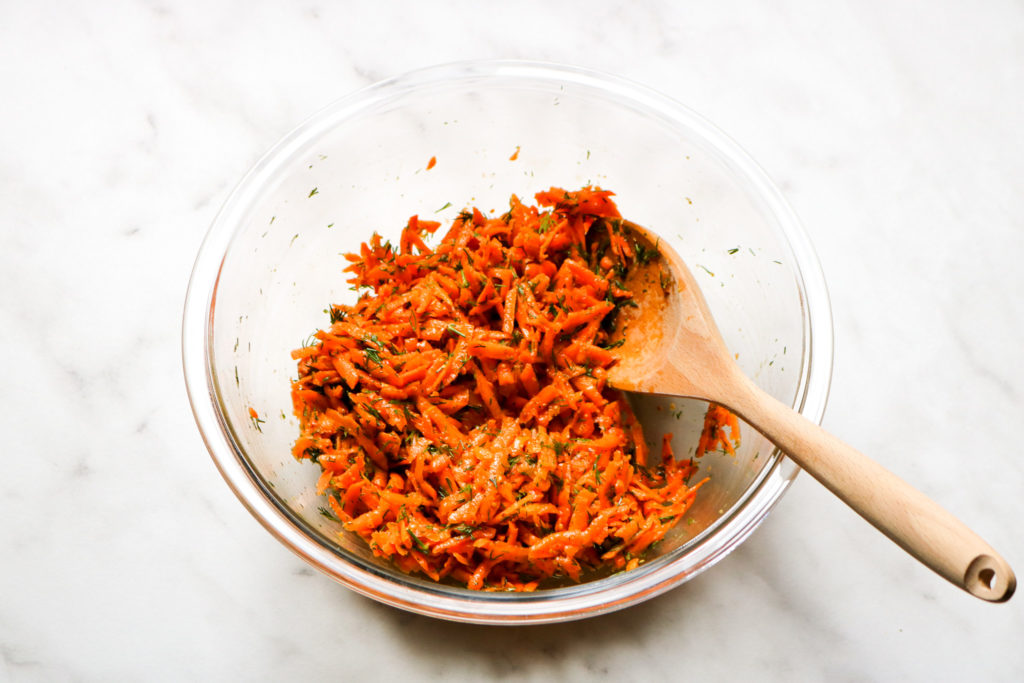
[{"left": 603, "top": 218, "right": 1015, "bottom": 603}]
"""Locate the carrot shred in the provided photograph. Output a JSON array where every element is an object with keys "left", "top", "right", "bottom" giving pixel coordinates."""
[
  {"left": 290, "top": 186, "right": 738, "bottom": 591},
  {"left": 696, "top": 403, "right": 741, "bottom": 457}
]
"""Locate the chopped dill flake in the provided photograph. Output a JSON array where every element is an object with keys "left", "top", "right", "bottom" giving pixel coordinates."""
[
  {"left": 634, "top": 241, "right": 656, "bottom": 265},
  {"left": 407, "top": 530, "right": 430, "bottom": 552},
  {"left": 318, "top": 506, "right": 340, "bottom": 522},
  {"left": 328, "top": 306, "right": 346, "bottom": 324},
  {"left": 363, "top": 346, "right": 384, "bottom": 367}
]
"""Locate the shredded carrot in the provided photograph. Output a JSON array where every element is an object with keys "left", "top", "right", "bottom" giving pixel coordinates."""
[
  {"left": 290, "top": 186, "right": 737, "bottom": 591},
  {"left": 696, "top": 403, "right": 741, "bottom": 457},
  {"left": 426, "top": 156, "right": 437, "bottom": 170},
  {"left": 248, "top": 407, "right": 265, "bottom": 432}
]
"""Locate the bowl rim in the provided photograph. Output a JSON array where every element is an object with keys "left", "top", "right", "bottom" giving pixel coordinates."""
[{"left": 182, "top": 58, "right": 834, "bottom": 624}]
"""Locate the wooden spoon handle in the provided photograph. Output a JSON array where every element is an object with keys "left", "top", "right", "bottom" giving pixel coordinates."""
[{"left": 723, "top": 372, "right": 1015, "bottom": 602}]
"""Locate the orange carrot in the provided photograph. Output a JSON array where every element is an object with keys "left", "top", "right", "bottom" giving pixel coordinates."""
[{"left": 290, "top": 186, "right": 737, "bottom": 591}]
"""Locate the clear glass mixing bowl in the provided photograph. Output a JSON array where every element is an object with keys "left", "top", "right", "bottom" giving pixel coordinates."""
[{"left": 182, "top": 60, "right": 833, "bottom": 624}]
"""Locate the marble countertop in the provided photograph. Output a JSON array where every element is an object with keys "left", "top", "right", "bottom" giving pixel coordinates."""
[{"left": 2, "top": 1, "right": 1022, "bottom": 679}]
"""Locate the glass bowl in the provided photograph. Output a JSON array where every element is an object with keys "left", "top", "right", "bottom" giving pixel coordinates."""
[{"left": 182, "top": 60, "right": 833, "bottom": 624}]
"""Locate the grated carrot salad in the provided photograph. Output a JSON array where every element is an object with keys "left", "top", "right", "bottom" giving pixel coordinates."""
[{"left": 290, "top": 186, "right": 733, "bottom": 591}]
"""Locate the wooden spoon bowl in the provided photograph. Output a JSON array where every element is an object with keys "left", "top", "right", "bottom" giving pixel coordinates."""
[{"left": 603, "top": 218, "right": 1015, "bottom": 603}]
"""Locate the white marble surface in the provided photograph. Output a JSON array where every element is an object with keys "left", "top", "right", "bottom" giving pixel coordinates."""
[{"left": 2, "top": 0, "right": 1022, "bottom": 679}]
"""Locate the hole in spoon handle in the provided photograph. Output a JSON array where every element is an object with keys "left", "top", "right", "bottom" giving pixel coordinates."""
[{"left": 966, "top": 555, "right": 1016, "bottom": 603}]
